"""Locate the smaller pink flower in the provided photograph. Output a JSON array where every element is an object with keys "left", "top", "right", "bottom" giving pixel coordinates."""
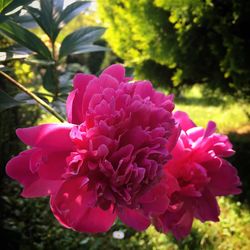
[{"left": 153, "top": 111, "right": 241, "bottom": 239}]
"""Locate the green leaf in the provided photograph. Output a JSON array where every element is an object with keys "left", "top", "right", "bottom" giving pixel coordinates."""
[
  {"left": 26, "top": 0, "right": 63, "bottom": 43},
  {"left": 0, "top": 45, "right": 32, "bottom": 61},
  {"left": 0, "top": 14, "right": 52, "bottom": 59},
  {"left": 25, "top": 57, "right": 55, "bottom": 66},
  {"left": 43, "top": 66, "right": 57, "bottom": 93},
  {"left": 14, "top": 13, "right": 37, "bottom": 29},
  {"left": 0, "top": 51, "right": 30, "bottom": 61},
  {"left": 57, "top": 1, "right": 91, "bottom": 26},
  {"left": 59, "top": 27, "right": 105, "bottom": 59},
  {"left": 65, "top": 45, "right": 107, "bottom": 57},
  {"left": 0, "top": 0, "right": 12, "bottom": 13},
  {"left": 0, "top": 89, "right": 21, "bottom": 112},
  {"left": 2, "top": 0, "right": 33, "bottom": 14},
  {"left": 27, "top": 1, "right": 90, "bottom": 42},
  {"left": 26, "top": 5, "right": 57, "bottom": 43},
  {"left": 39, "top": 0, "right": 59, "bottom": 42}
]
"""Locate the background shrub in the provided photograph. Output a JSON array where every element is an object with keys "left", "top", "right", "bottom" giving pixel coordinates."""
[{"left": 98, "top": 0, "right": 250, "bottom": 98}]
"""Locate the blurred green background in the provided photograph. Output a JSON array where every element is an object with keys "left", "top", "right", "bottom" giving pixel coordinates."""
[{"left": 0, "top": 1, "right": 250, "bottom": 249}]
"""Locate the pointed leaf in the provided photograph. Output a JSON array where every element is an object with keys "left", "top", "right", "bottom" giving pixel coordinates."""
[
  {"left": 0, "top": 89, "right": 21, "bottom": 111},
  {"left": 65, "top": 45, "right": 107, "bottom": 57},
  {"left": 14, "top": 13, "right": 38, "bottom": 29},
  {"left": 25, "top": 57, "right": 55, "bottom": 66},
  {"left": 26, "top": 3, "right": 59, "bottom": 43},
  {"left": 0, "top": 45, "right": 32, "bottom": 61},
  {"left": 57, "top": 1, "right": 91, "bottom": 26},
  {"left": 0, "top": 51, "right": 30, "bottom": 61},
  {"left": 59, "top": 27, "right": 105, "bottom": 59},
  {"left": 0, "top": 0, "right": 13, "bottom": 13},
  {"left": 39, "top": 0, "right": 59, "bottom": 42},
  {"left": 0, "top": 15, "right": 52, "bottom": 59},
  {"left": 2, "top": 0, "right": 33, "bottom": 14}
]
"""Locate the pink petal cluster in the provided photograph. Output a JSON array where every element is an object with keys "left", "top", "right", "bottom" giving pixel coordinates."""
[
  {"left": 6, "top": 65, "right": 241, "bottom": 238},
  {"left": 6, "top": 64, "right": 178, "bottom": 233},
  {"left": 153, "top": 111, "right": 241, "bottom": 239}
]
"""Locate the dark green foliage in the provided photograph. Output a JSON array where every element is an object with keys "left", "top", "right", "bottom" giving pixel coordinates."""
[
  {"left": 98, "top": 0, "right": 250, "bottom": 98},
  {"left": 0, "top": 0, "right": 106, "bottom": 114},
  {"left": 0, "top": 15, "right": 52, "bottom": 59},
  {"left": 229, "top": 131, "right": 250, "bottom": 205},
  {"left": 59, "top": 27, "right": 105, "bottom": 59},
  {"left": 0, "top": 89, "right": 21, "bottom": 111},
  {"left": 1, "top": 0, "right": 33, "bottom": 14}
]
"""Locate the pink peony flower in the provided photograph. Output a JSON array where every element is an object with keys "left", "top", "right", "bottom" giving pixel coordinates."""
[
  {"left": 153, "top": 111, "right": 241, "bottom": 239},
  {"left": 6, "top": 64, "right": 178, "bottom": 233}
]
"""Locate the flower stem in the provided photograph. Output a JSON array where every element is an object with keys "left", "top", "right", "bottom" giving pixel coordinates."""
[{"left": 0, "top": 71, "right": 65, "bottom": 122}]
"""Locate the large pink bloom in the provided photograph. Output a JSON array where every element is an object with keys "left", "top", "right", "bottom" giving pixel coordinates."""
[
  {"left": 153, "top": 111, "right": 241, "bottom": 239},
  {"left": 6, "top": 64, "right": 178, "bottom": 233}
]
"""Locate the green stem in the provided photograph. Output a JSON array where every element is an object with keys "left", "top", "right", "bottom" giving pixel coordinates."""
[
  {"left": 0, "top": 71, "right": 65, "bottom": 122},
  {"left": 51, "top": 41, "right": 59, "bottom": 101}
]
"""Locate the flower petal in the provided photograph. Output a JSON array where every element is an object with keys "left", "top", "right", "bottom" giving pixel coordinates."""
[
  {"left": 168, "top": 210, "right": 194, "bottom": 240},
  {"left": 67, "top": 73, "right": 96, "bottom": 124},
  {"left": 153, "top": 208, "right": 193, "bottom": 240},
  {"left": 174, "top": 111, "right": 196, "bottom": 131},
  {"left": 66, "top": 89, "right": 77, "bottom": 123},
  {"left": 209, "top": 160, "right": 241, "bottom": 196},
  {"left": 16, "top": 123, "right": 74, "bottom": 151},
  {"left": 6, "top": 149, "right": 61, "bottom": 198},
  {"left": 204, "top": 121, "right": 216, "bottom": 138},
  {"left": 6, "top": 149, "right": 38, "bottom": 187},
  {"left": 51, "top": 177, "right": 116, "bottom": 233},
  {"left": 194, "top": 189, "right": 220, "bottom": 222},
  {"left": 118, "top": 207, "right": 150, "bottom": 231},
  {"left": 101, "top": 64, "right": 125, "bottom": 82},
  {"left": 21, "top": 179, "right": 62, "bottom": 198},
  {"left": 38, "top": 152, "right": 68, "bottom": 180},
  {"left": 139, "top": 181, "right": 170, "bottom": 216}
]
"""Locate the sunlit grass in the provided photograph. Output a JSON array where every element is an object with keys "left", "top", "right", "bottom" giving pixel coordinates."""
[{"left": 165, "top": 85, "right": 250, "bottom": 133}]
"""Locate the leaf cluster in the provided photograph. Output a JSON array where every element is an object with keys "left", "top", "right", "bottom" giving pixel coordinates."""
[{"left": 0, "top": 0, "right": 106, "bottom": 114}]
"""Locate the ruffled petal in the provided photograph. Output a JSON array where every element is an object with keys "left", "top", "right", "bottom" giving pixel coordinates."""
[
  {"left": 168, "top": 210, "right": 194, "bottom": 240},
  {"left": 6, "top": 149, "right": 38, "bottom": 186},
  {"left": 204, "top": 121, "right": 216, "bottom": 138},
  {"left": 174, "top": 111, "right": 196, "bottom": 131},
  {"left": 16, "top": 123, "right": 74, "bottom": 151},
  {"left": 101, "top": 64, "right": 125, "bottom": 82},
  {"left": 166, "top": 123, "right": 181, "bottom": 152},
  {"left": 194, "top": 189, "right": 220, "bottom": 222},
  {"left": 66, "top": 89, "right": 77, "bottom": 123},
  {"left": 118, "top": 207, "right": 150, "bottom": 231},
  {"left": 51, "top": 177, "right": 116, "bottom": 233},
  {"left": 67, "top": 73, "right": 96, "bottom": 124},
  {"left": 209, "top": 160, "right": 241, "bottom": 196},
  {"left": 139, "top": 180, "right": 170, "bottom": 216},
  {"left": 154, "top": 207, "right": 193, "bottom": 240},
  {"left": 6, "top": 149, "right": 61, "bottom": 198},
  {"left": 38, "top": 152, "right": 68, "bottom": 180},
  {"left": 21, "top": 179, "right": 62, "bottom": 198}
]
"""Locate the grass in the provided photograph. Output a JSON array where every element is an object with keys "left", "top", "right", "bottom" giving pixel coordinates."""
[{"left": 163, "top": 85, "right": 250, "bottom": 133}]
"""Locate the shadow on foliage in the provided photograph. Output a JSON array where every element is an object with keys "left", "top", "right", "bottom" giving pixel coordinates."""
[
  {"left": 228, "top": 130, "right": 250, "bottom": 206},
  {"left": 175, "top": 96, "right": 226, "bottom": 107}
]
